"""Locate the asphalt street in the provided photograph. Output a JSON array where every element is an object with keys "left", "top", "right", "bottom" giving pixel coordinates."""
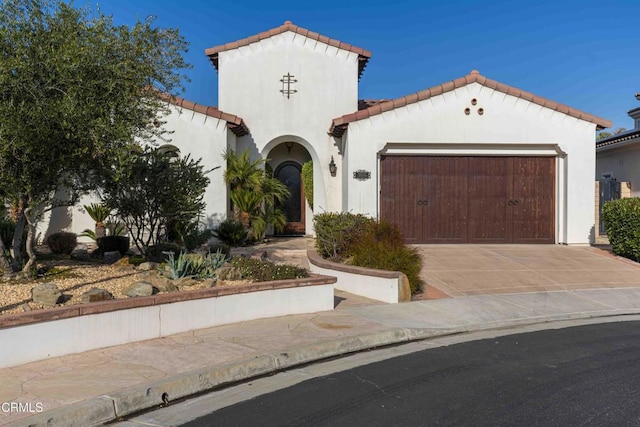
[{"left": 183, "top": 321, "right": 640, "bottom": 427}]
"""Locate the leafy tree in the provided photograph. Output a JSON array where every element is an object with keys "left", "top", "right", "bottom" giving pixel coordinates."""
[
  {"left": 101, "top": 147, "right": 210, "bottom": 255},
  {"left": 223, "top": 150, "right": 290, "bottom": 240},
  {"left": 0, "top": 0, "right": 189, "bottom": 274},
  {"left": 597, "top": 127, "right": 627, "bottom": 141}
]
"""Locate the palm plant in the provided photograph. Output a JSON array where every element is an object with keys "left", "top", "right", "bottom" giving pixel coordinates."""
[
  {"left": 84, "top": 203, "right": 111, "bottom": 239},
  {"left": 223, "top": 149, "right": 290, "bottom": 240},
  {"left": 230, "top": 188, "right": 262, "bottom": 228}
]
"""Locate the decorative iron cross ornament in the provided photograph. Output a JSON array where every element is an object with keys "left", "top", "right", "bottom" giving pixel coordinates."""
[{"left": 280, "top": 73, "right": 298, "bottom": 99}]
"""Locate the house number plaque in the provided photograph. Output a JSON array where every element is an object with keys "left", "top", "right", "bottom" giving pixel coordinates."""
[{"left": 353, "top": 170, "right": 371, "bottom": 181}]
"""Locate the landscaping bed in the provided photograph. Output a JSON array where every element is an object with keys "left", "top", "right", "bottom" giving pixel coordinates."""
[{"left": 0, "top": 246, "right": 308, "bottom": 317}]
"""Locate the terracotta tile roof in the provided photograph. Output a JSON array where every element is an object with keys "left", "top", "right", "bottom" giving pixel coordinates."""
[
  {"left": 205, "top": 21, "right": 372, "bottom": 79},
  {"left": 596, "top": 128, "right": 640, "bottom": 149},
  {"left": 358, "top": 99, "right": 387, "bottom": 110},
  {"left": 329, "top": 70, "right": 612, "bottom": 137},
  {"left": 160, "top": 93, "right": 249, "bottom": 137}
]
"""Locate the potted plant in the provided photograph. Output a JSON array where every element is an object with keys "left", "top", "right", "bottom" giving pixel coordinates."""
[{"left": 83, "top": 203, "right": 111, "bottom": 239}]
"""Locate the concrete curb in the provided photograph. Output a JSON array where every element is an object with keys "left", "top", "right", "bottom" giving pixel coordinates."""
[{"left": 12, "top": 309, "right": 640, "bottom": 427}]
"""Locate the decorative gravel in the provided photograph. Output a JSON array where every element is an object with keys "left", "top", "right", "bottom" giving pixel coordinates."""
[{"left": 0, "top": 259, "right": 214, "bottom": 316}]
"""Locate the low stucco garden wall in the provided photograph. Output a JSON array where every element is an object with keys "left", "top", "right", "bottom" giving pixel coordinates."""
[
  {"left": 0, "top": 276, "right": 336, "bottom": 369},
  {"left": 307, "top": 250, "right": 410, "bottom": 304}
]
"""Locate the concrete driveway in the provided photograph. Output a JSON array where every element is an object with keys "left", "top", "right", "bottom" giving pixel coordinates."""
[{"left": 416, "top": 245, "right": 640, "bottom": 298}]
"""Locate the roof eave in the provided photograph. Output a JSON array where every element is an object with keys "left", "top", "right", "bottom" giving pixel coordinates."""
[
  {"left": 328, "top": 70, "right": 612, "bottom": 134},
  {"left": 204, "top": 21, "right": 372, "bottom": 79},
  {"left": 161, "top": 93, "right": 250, "bottom": 136}
]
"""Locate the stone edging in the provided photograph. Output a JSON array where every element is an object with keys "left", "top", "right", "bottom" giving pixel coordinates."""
[{"left": 0, "top": 275, "right": 336, "bottom": 329}]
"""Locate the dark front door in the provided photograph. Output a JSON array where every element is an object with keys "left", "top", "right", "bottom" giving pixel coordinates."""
[
  {"left": 380, "top": 156, "right": 555, "bottom": 244},
  {"left": 275, "top": 161, "right": 305, "bottom": 235}
]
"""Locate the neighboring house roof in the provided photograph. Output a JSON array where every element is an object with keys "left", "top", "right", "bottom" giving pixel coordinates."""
[
  {"left": 329, "top": 70, "right": 612, "bottom": 137},
  {"left": 205, "top": 21, "right": 372, "bottom": 79},
  {"left": 596, "top": 128, "right": 640, "bottom": 149},
  {"left": 161, "top": 94, "right": 250, "bottom": 137}
]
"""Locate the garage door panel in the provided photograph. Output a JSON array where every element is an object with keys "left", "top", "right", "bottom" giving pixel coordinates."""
[
  {"left": 380, "top": 155, "right": 555, "bottom": 244},
  {"left": 467, "top": 157, "right": 511, "bottom": 243},
  {"left": 424, "top": 157, "right": 468, "bottom": 243},
  {"left": 380, "top": 156, "right": 423, "bottom": 243},
  {"left": 512, "top": 157, "right": 555, "bottom": 243}
]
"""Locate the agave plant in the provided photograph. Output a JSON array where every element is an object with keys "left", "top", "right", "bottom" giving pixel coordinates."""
[{"left": 84, "top": 203, "right": 111, "bottom": 239}]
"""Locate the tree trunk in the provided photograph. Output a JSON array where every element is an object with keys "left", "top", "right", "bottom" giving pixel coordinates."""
[
  {"left": 11, "top": 210, "right": 26, "bottom": 272},
  {"left": 22, "top": 222, "right": 36, "bottom": 274},
  {"left": 240, "top": 212, "right": 250, "bottom": 229},
  {"left": 95, "top": 222, "right": 106, "bottom": 239},
  {"left": 21, "top": 205, "right": 38, "bottom": 275},
  {"left": 0, "top": 237, "right": 12, "bottom": 276}
]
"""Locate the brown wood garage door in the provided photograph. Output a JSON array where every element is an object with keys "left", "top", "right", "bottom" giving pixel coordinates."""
[{"left": 380, "top": 156, "right": 555, "bottom": 244}]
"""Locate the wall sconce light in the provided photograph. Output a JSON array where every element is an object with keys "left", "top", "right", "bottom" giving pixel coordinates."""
[
  {"left": 329, "top": 156, "right": 337, "bottom": 177},
  {"left": 285, "top": 141, "right": 294, "bottom": 154}
]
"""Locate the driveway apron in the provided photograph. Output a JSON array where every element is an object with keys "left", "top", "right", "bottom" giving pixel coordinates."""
[{"left": 415, "top": 245, "right": 640, "bottom": 297}]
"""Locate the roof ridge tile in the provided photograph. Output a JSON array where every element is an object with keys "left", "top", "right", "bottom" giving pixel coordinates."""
[
  {"left": 205, "top": 21, "right": 371, "bottom": 79},
  {"left": 329, "top": 70, "right": 611, "bottom": 137}
]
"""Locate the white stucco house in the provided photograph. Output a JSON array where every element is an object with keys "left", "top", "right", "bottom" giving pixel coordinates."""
[
  {"left": 596, "top": 93, "right": 640, "bottom": 196},
  {"left": 51, "top": 20, "right": 611, "bottom": 245}
]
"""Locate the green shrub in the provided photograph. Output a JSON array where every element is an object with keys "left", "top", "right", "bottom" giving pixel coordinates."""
[
  {"left": 301, "top": 160, "right": 313, "bottom": 209},
  {"left": 213, "top": 219, "right": 248, "bottom": 246},
  {"left": 183, "top": 227, "right": 214, "bottom": 251},
  {"left": 0, "top": 218, "right": 15, "bottom": 249},
  {"left": 602, "top": 198, "right": 640, "bottom": 261},
  {"left": 45, "top": 232, "right": 77, "bottom": 255},
  {"left": 348, "top": 220, "right": 423, "bottom": 294},
  {"left": 207, "top": 242, "right": 231, "bottom": 258},
  {"left": 230, "top": 257, "right": 309, "bottom": 282},
  {"left": 313, "top": 212, "right": 374, "bottom": 261}
]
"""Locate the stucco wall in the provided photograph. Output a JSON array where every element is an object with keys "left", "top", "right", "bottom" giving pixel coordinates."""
[
  {"left": 218, "top": 32, "right": 359, "bottom": 214},
  {"left": 343, "top": 82, "right": 598, "bottom": 244},
  {"left": 157, "top": 105, "right": 232, "bottom": 228},
  {"left": 596, "top": 144, "right": 640, "bottom": 197},
  {"left": 44, "top": 105, "right": 233, "bottom": 241}
]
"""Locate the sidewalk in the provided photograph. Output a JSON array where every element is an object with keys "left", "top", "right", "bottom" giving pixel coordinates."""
[{"left": 5, "top": 286, "right": 640, "bottom": 426}]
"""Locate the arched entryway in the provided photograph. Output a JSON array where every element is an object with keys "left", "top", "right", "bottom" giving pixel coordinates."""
[{"left": 274, "top": 161, "right": 305, "bottom": 234}]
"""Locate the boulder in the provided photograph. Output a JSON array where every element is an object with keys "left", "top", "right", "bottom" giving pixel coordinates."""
[
  {"left": 137, "top": 271, "right": 178, "bottom": 292},
  {"left": 137, "top": 261, "right": 158, "bottom": 271},
  {"left": 216, "top": 266, "right": 243, "bottom": 281},
  {"left": 123, "top": 282, "right": 154, "bottom": 297},
  {"left": 81, "top": 288, "right": 114, "bottom": 303},
  {"left": 31, "top": 283, "right": 63, "bottom": 306},
  {"left": 104, "top": 250, "right": 122, "bottom": 265},
  {"left": 173, "top": 277, "right": 197, "bottom": 288},
  {"left": 70, "top": 243, "right": 90, "bottom": 261}
]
